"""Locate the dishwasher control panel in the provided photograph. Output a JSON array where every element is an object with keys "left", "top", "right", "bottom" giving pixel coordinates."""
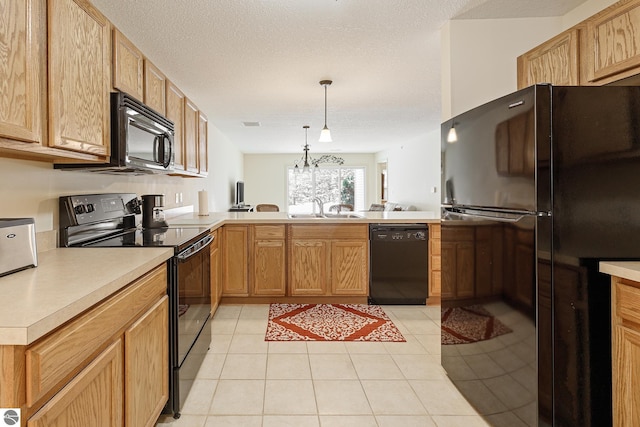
[{"left": 369, "top": 224, "right": 428, "bottom": 242}]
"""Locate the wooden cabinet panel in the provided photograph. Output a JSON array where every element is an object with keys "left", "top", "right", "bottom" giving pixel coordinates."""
[
  {"left": 210, "top": 229, "right": 221, "bottom": 314},
  {"left": 25, "top": 266, "right": 166, "bottom": 406},
  {"left": 165, "top": 81, "right": 185, "bottom": 171},
  {"left": 0, "top": 0, "right": 45, "bottom": 145},
  {"left": 331, "top": 241, "right": 368, "bottom": 296},
  {"left": 112, "top": 28, "right": 143, "bottom": 100},
  {"left": 124, "top": 296, "right": 168, "bottom": 427},
  {"left": 586, "top": 0, "right": 640, "bottom": 83},
  {"left": 289, "top": 240, "right": 328, "bottom": 296},
  {"left": 253, "top": 240, "right": 286, "bottom": 296},
  {"left": 184, "top": 98, "right": 199, "bottom": 173},
  {"left": 428, "top": 224, "right": 441, "bottom": 298},
  {"left": 252, "top": 226, "right": 286, "bottom": 296},
  {"left": 222, "top": 226, "right": 249, "bottom": 296},
  {"left": 48, "top": 0, "right": 110, "bottom": 156},
  {"left": 612, "top": 325, "right": 640, "bottom": 427},
  {"left": 198, "top": 111, "right": 208, "bottom": 176},
  {"left": 144, "top": 60, "right": 166, "bottom": 115},
  {"left": 517, "top": 28, "right": 580, "bottom": 89},
  {"left": 611, "top": 276, "right": 640, "bottom": 426},
  {"left": 28, "top": 340, "right": 123, "bottom": 427}
]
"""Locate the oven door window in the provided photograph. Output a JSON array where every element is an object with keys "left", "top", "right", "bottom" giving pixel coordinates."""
[
  {"left": 177, "top": 246, "right": 211, "bottom": 365},
  {"left": 126, "top": 108, "right": 173, "bottom": 169}
]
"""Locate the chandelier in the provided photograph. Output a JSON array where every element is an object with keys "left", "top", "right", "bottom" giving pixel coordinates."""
[{"left": 294, "top": 126, "right": 344, "bottom": 173}]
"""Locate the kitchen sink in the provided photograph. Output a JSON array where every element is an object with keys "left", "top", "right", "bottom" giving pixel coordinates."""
[
  {"left": 287, "top": 213, "right": 325, "bottom": 219},
  {"left": 322, "top": 213, "right": 364, "bottom": 219},
  {"left": 287, "top": 213, "right": 364, "bottom": 219}
]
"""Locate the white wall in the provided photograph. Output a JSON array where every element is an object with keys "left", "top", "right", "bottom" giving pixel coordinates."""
[
  {"left": 375, "top": 130, "right": 441, "bottom": 212},
  {"left": 0, "top": 121, "right": 243, "bottom": 234},
  {"left": 243, "top": 153, "right": 377, "bottom": 212}
]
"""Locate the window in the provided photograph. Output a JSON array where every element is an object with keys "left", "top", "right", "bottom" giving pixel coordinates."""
[{"left": 287, "top": 167, "right": 365, "bottom": 213}]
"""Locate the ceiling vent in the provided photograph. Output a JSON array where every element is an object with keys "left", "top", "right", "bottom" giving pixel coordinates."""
[{"left": 242, "top": 121, "right": 261, "bottom": 127}]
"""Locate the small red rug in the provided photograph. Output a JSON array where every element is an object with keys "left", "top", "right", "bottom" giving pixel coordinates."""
[
  {"left": 441, "top": 305, "right": 512, "bottom": 345},
  {"left": 265, "top": 303, "right": 406, "bottom": 342}
]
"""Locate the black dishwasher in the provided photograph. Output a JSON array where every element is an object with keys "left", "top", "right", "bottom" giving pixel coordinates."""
[{"left": 369, "top": 224, "right": 429, "bottom": 305}]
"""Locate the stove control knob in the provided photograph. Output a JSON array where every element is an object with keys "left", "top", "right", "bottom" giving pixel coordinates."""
[
  {"left": 74, "top": 204, "right": 86, "bottom": 215},
  {"left": 86, "top": 203, "right": 95, "bottom": 213}
]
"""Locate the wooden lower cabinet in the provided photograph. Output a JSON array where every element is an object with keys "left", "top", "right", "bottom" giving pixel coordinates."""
[
  {"left": 210, "top": 229, "right": 222, "bottom": 314},
  {"left": 288, "top": 224, "right": 368, "bottom": 297},
  {"left": 428, "top": 224, "right": 441, "bottom": 299},
  {"left": 28, "top": 340, "right": 124, "bottom": 427},
  {"left": 289, "top": 239, "right": 329, "bottom": 296},
  {"left": 124, "top": 296, "right": 168, "bottom": 427},
  {"left": 330, "top": 240, "right": 368, "bottom": 296},
  {"left": 222, "top": 225, "right": 249, "bottom": 296},
  {"left": 612, "top": 276, "right": 640, "bottom": 426},
  {"left": 0, "top": 264, "right": 168, "bottom": 427},
  {"left": 251, "top": 225, "right": 286, "bottom": 296}
]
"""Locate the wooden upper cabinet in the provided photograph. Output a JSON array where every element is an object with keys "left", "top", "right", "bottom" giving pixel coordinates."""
[
  {"left": 166, "top": 81, "right": 185, "bottom": 171},
  {"left": 585, "top": 0, "right": 640, "bottom": 84},
  {"left": 198, "top": 111, "right": 208, "bottom": 176},
  {"left": 517, "top": 28, "right": 581, "bottom": 89},
  {"left": 48, "top": 0, "right": 111, "bottom": 157},
  {"left": 0, "top": 0, "right": 46, "bottom": 145},
  {"left": 184, "top": 97, "right": 199, "bottom": 174},
  {"left": 112, "top": 28, "right": 143, "bottom": 100},
  {"left": 144, "top": 60, "right": 166, "bottom": 115}
]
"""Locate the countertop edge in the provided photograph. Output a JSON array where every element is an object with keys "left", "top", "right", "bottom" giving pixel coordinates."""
[{"left": 600, "top": 261, "right": 640, "bottom": 283}]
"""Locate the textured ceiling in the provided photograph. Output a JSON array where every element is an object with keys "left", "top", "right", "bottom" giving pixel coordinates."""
[{"left": 90, "top": 0, "right": 586, "bottom": 154}]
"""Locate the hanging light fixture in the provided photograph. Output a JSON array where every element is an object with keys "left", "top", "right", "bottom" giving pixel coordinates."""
[
  {"left": 447, "top": 122, "right": 458, "bottom": 143},
  {"left": 294, "top": 125, "right": 344, "bottom": 173},
  {"left": 319, "top": 80, "right": 333, "bottom": 142},
  {"left": 294, "top": 126, "right": 312, "bottom": 173}
]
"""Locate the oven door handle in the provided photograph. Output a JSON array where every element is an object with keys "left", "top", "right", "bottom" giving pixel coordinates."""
[{"left": 176, "top": 234, "right": 213, "bottom": 261}]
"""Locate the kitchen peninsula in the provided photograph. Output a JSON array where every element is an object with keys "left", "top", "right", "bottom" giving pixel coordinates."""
[{"left": 0, "top": 210, "right": 439, "bottom": 426}]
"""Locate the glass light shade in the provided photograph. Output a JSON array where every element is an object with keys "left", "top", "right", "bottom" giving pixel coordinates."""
[
  {"left": 319, "top": 126, "right": 332, "bottom": 142},
  {"left": 303, "top": 162, "right": 310, "bottom": 173},
  {"left": 447, "top": 126, "right": 457, "bottom": 143}
]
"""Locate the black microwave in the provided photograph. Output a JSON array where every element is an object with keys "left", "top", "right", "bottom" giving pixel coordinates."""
[{"left": 55, "top": 92, "right": 174, "bottom": 174}]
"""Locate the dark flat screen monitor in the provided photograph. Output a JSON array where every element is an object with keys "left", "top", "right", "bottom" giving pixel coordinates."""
[{"left": 235, "top": 181, "right": 245, "bottom": 206}]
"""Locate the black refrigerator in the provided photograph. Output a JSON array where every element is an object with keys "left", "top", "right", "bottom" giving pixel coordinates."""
[{"left": 440, "top": 84, "right": 640, "bottom": 426}]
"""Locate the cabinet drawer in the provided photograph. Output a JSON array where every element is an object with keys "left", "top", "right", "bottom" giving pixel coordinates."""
[
  {"left": 26, "top": 265, "right": 166, "bottom": 406},
  {"left": 289, "top": 224, "right": 368, "bottom": 240},
  {"left": 254, "top": 225, "right": 285, "bottom": 239}
]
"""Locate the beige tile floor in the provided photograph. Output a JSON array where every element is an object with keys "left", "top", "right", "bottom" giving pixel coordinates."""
[{"left": 156, "top": 304, "right": 490, "bottom": 427}]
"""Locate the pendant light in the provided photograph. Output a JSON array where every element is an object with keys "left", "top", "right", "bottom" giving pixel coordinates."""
[
  {"left": 319, "top": 80, "right": 333, "bottom": 142},
  {"left": 447, "top": 122, "right": 458, "bottom": 143}
]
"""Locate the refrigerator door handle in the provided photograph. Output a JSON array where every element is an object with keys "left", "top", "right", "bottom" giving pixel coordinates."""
[{"left": 442, "top": 206, "right": 548, "bottom": 222}]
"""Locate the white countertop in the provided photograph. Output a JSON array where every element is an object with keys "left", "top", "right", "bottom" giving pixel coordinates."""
[
  {"left": 168, "top": 210, "right": 440, "bottom": 227},
  {"left": 0, "top": 247, "right": 173, "bottom": 345},
  {"left": 600, "top": 261, "right": 640, "bottom": 283}
]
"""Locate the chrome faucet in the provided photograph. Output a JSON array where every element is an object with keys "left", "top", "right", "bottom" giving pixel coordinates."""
[{"left": 312, "top": 197, "right": 324, "bottom": 215}]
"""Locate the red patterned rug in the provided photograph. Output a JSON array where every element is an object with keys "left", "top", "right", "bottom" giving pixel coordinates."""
[
  {"left": 265, "top": 304, "right": 406, "bottom": 342},
  {"left": 441, "top": 305, "right": 512, "bottom": 345}
]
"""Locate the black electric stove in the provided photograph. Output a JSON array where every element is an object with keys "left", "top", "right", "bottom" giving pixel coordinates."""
[{"left": 59, "top": 193, "right": 213, "bottom": 418}]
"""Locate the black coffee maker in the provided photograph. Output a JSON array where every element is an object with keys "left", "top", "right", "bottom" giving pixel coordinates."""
[{"left": 141, "top": 194, "right": 169, "bottom": 229}]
